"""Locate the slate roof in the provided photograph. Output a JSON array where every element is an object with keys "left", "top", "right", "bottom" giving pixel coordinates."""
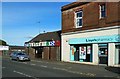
[{"left": 28, "top": 30, "right": 61, "bottom": 42}]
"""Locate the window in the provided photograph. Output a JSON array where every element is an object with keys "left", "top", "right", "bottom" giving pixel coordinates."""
[
  {"left": 99, "top": 4, "right": 106, "bottom": 18},
  {"left": 75, "top": 11, "right": 83, "bottom": 27}
]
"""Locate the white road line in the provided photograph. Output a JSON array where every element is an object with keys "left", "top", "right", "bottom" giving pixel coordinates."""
[
  {"left": 2, "top": 67, "right": 6, "bottom": 69},
  {"left": 52, "top": 67, "right": 96, "bottom": 77},
  {"left": 40, "top": 65, "right": 47, "bottom": 68},
  {"left": 30, "top": 64, "right": 36, "bottom": 66},
  {"left": 31, "top": 60, "right": 42, "bottom": 63},
  {"left": 13, "top": 70, "right": 32, "bottom": 77},
  {"left": 13, "top": 70, "right": 39, "bottom": 79}
]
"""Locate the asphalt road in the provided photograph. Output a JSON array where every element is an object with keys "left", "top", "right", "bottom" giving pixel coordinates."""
[{"left": 2, "top": 56, "right": 120, "bottom": 79}]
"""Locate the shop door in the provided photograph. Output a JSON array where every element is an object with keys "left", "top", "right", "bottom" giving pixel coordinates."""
[
  {"left": 115, "top": 45, "right": 120, "bottom": 64},
  {"left": 98, "top": 44, "right": 108, "bottom": 65},
  {"left": 35, "top": 47, "right": 43, "bottom": 58}
]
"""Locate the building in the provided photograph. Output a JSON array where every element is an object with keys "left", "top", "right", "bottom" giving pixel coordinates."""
[
  {"left": 0, "top": 40, "right": 9, "bottom": 56},
  {"left": 61, "top": 2, "right": 120, "bottom": 67},
  {"left": 25, "top": 31, "right": 61, "bottom": 61},
  {"left": 9, "top": 46, "right": 26, "bottom": 52}
]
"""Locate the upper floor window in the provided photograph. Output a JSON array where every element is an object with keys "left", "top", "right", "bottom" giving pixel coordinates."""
[
  {"left": 75, "top": 10, "right": 83, "bottom": 28},
  {"left": 99, "top": 4, "right": 106, "bottom": 18}
]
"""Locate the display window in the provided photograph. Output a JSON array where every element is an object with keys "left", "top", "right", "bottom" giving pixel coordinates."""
[{"left": 73, "top": 44, "right": 92, "bottom": 62}]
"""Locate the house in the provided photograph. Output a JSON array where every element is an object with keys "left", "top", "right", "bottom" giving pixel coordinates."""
[
  {"left": 25, "top": 30, "right": 61, "bottom": 61},
  {"left": 61, "top": 2, "right": 120, "bottom": 67}
]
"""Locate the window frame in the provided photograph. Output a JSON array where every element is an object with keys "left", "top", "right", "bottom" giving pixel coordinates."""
[
  {"left": 75, "top": 10, "right": 83, "bottom": 28},
  {"left": 99, "top": 4, "right": 106, "bottom": 19}
]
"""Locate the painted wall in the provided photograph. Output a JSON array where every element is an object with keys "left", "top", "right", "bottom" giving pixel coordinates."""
[{"left": 61, "top": 26, "right": 120, "bottom": 64}]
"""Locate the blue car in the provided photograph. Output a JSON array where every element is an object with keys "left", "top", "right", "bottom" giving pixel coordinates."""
[{"left": 10, "top": 52, "right": 30, "bottom": 61}]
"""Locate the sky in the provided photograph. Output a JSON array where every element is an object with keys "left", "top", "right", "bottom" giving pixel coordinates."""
[{"left": 2, "top": 2, "right": 73, "bottom": 46}]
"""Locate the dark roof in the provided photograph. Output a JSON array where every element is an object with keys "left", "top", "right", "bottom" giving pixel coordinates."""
[
  {"left": 9, "top": 46, "right": 26, "bottom": 49},
  {"left": 61, "top": 2, "right": 89, "bottom": 11},
  {"left": 29, "top": 30, "right": 61, "bottom": 42}
]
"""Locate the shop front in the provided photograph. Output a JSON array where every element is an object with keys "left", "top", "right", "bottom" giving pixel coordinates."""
[
  {"left": 69, "top": 34, "right": 120, "bottom": 66},
  {"left": 28, "top": 40, "right": 61, "bottom": 60},
  {"left": 70, "top": 44, "right": 92, "bottom": 62}
]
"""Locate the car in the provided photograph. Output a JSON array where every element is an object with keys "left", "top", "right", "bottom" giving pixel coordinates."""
[{"left": 10, "top": 51, "right": 30, "bottom": 61}]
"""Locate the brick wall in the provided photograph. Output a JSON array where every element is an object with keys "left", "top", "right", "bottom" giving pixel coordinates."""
[{"left": 62, "top": 2, "right": 120, "bottom": 33}]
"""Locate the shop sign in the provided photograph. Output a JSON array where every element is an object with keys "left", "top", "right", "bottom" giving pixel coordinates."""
[
  {"left": 42, "top": 42, "right": 46, "bottom": 46},
  {"left": 0, "top": 46, "right": 9, "bottom": 50},
  {"left": 55, "top": 40, "right": 60, "bottom": 46},
  {"left": 69, "top": 34, "right": 120, "bottom": 44},
  {"left": 28, "top": 41, "right": 60, "bottom": 47},
  {"left": 49, "top": 41, "right": 55, "bottom": 46}
]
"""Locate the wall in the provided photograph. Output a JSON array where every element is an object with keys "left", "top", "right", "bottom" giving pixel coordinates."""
[
  {"left": 62, "top": 2, "right": 120, "bottom": 33},
  {"left": 61, "top": 27, "right": 119, "bottom": 63}
]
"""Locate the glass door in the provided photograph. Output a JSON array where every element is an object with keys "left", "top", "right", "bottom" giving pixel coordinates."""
[
  {"left": 98, "top": 44, "right": 108, "bottom": 65},
  {"left": 115, "top": 45, "right": 120, "bottom": 65}
]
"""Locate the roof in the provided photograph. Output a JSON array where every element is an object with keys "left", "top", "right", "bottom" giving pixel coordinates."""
[
  {"left": 9, "top": 46, "right": 26, "bottom": 49},
  {"left": 61, "top": 2, "right": 89, "bottom": 11},
  {"left": 28, "top": 30, "right": 61, "bottom": 42}
]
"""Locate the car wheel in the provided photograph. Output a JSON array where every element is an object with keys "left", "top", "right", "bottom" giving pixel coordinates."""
[
  {"left": 10, "top": 58, "right": 13, "bottom": 60},
  {"left": 17, "top": 57, "right": 19, "bottom": 61}
]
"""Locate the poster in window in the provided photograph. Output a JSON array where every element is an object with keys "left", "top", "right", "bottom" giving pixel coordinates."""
[
  {"left": 79, "top": 46, "right": 86, "bottom": 60},
  {"left": 87, "top": 46, "right": 91, "bottom": 54}
]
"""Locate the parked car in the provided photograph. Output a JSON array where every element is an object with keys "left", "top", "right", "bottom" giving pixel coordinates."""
[{"left": 10, "top": 51, "right": 30, "bottom": 61}]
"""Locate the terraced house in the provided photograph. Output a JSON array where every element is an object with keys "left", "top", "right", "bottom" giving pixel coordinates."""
[{"left": 61, "top": 2, "right": 120, "bottom": 67}]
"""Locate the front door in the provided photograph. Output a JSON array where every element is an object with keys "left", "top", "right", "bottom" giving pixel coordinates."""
[
  {"left": 115, "top": 45, "right": 120, "bottom": 65},
  {"left": 98, "top": 44, "right": 108, "bottom": 65}
]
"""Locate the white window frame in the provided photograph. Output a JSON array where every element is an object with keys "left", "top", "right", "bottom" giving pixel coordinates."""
[
  {"left": 75, "top": 10, "right": 83, "bottom": 28},
  {"left": 99, "top": 4, "right": 106, "bottom": 19}
]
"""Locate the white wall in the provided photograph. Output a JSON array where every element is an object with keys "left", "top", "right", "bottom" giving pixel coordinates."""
[
  {"left": 108, "top": 43, "right": 115, "bottom": 66},
  {"left": 61, "top": 26, "right": 119, "bottom": 64},
  {"left": 92, "top": 44, "right": 99, "bottom": 65}
]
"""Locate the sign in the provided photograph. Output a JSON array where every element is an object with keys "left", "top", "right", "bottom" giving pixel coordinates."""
[
  {"left": 28, "top": 40, "right": 60, "bottom": 47},
  {"left": 87, "top": 46, "right": 91, "bottom": 54},
  {"left": 55, "top": 40, "right": 60, "bottom": 46},
  {"left": 49, "top": 41, "right": 55, "bottom": 46},
  {"left": 0, "top": 46, "right": 9, "bottom": 50},
  {"left": 79, "top": 46, "right": 86, "bottom": 60},
  {"left": 69, "top": 34, "right": 120, "bottom": 44}
]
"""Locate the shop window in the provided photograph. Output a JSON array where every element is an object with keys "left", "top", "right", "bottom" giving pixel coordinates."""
[
  {"left": 99, "top": 4, "right": 106, "bottom": 18},
  {"left": 73, "top": 45, "right": 92, "bottom": 62},
  {"left": 75, "top": 10, "right": 83, "bottom": 28}
]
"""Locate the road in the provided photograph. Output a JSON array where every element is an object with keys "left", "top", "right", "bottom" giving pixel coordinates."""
[{"left": 2, "top": 56, "right": 120, "bottom": 79}]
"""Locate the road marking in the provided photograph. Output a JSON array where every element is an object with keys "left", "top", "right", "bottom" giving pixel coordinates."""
[
  {"left": 13, "top": 70, "right": 32, "bottom": 77},
  {"left": 31, "top": 60, "right": 42, "bottom": 63},
  {"left": 68, "top": 67, "right": 72, "bottom": 69},
  {"left": 2, "top": 67, "right": 6, "bottom": 69},
  {"left": 13, "top": 70, "right": 39, "bottom": 79},
  {"left": 30, "top": 63, "right": 36, "bottom": 66},
  {"left": 40, "top": 65, "right": 47, "bottom": 68},
  {"left": 52, "top": 67, "right": 96, "bottom": 77}
]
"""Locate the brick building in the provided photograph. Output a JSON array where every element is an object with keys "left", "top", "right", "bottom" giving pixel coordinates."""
[
  {"left": 25, "top": 31, "right": 61, "bottom": 61},
  {"left": 61, "top": 2, "right": 120, "bottom": 67}
]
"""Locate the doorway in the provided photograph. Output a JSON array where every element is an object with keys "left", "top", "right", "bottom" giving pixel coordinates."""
[
  {"left": 35, "top": 47, "right": 43, "bottom": 58},
  {"left": 115, "top": 45, "right": 120, "bottom": 65},
  {"left": 98, "top": 44, "right": 108, "bottom": 65}
]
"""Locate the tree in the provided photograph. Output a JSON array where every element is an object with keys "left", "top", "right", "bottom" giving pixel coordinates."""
[{"left": 0, "top": 40, "right": 7, "bottom": 45}]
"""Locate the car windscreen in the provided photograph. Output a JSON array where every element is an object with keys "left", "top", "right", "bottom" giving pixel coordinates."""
[{"left": 17, "top": 53, "right": 26, "bottom": 55}]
